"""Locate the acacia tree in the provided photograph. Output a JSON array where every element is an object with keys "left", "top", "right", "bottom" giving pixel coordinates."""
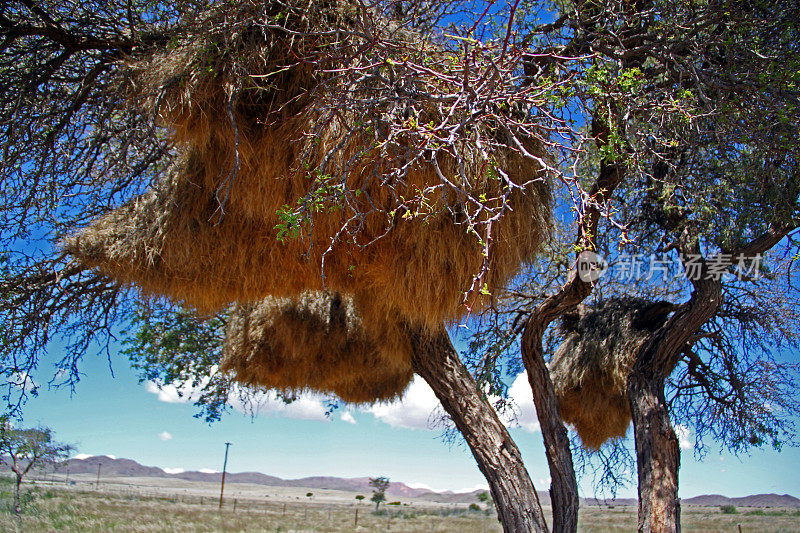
[
  {"left": 0, "top": 421, "right": 73, "bottom": 514},
  {"left": 468, "top": 1, "right": 800, "bottom": 532},
  {"left": 369, "top": 476, "right": 390, "bottom": 511},
  {"left": 0, "top": 2, "right": 558, "bottom": 531},
  {"left": 2, "top": 1, "right": 799, "bottom": 533}
]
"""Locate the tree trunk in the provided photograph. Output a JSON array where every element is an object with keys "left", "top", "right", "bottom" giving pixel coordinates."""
[
  {"left": 628, "top": 371, "right": 680, "bottom": 533},
  {"left": 406, "top": 325, "right": 550, "bottom": 533},
  {"left": 14, "top": 472, "right": 22, "bottom": 515},
  {"left": 521, "top": 326, "right": 579, "bottom": 533},
  {"left": 622, "top": 231, "right": 787, "bottom": 532}
]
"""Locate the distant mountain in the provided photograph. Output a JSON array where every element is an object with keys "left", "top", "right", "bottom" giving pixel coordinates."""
[
  {"left": 683, "top": 493, "right": 800, "bottom": 508},
  {"left": 5, "top": 455, "right": 798, "bottom": 508},
  {"left": 583, "top": 497, "right": 637, "bottom": 507},
  {"left": 586, "top": 493, "right": 800, "bottom": 508},
  {"left": 12, "top": 456, "right": 472, "bottom": 500}
]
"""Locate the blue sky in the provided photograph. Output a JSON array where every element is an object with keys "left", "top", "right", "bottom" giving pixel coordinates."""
[{"left": 13, "top": 335, "right": 800, "bottom": 500}]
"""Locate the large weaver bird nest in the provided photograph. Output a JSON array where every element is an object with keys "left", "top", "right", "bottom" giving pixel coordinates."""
[
  {"left": 63, "top": 0, "right": 552, "bottom": 330},
  {"left": 550, "top": 298, "right": 676, "bottom": 449}
]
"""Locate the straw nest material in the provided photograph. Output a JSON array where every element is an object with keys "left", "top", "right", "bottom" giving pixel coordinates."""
[
  {"left": 221, "top": 291, "right": 413, "bottom": 403},
  {"left": 550, "top": 298, "right": 676, "bottom": 449},
  {"left": 63, "top": 0, "right": 552, "bottom": 329}
]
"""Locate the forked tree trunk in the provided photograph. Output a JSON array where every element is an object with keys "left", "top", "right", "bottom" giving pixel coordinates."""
[
  {"left": 521, "top": 326, "right": 579, "bottom": 533},
  {"left": 622, "top": 229, "right": 789, "bottom": 532},
  {"left": 406, "top": 325, "right": 550, "bottom": 533},
  {"left": 628, "top": 371, "right": 680, "bottom": 533}
]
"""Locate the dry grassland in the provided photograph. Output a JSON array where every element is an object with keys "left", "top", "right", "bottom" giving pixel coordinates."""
[{"left": 1, "top": 477, "right": 799, "bottom": 532}]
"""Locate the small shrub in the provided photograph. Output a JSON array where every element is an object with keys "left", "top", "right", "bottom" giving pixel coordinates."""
[
  {"left": 468, "top": 503, "right": 481, "bottom": 512},
  {"left": 388, "top": 501, "right": 401, "bottom": 506},
  {"left": 746, "top": 509, "right": 765, "bottom": 516},
  {"left": 720, "top": 505, "right": 737, "bottom": 514}
]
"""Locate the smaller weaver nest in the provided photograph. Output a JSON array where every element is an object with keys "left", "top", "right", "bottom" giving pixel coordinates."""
[
  {"left": 221, "top": 291, "right": 413, "bottom": 404},
  {"left": 550, "top": 298, "right": 676, "bottom": 449}
]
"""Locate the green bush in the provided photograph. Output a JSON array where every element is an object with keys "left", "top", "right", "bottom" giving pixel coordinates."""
[
  {"left": 720, "top": 505, "right": 737, "bottom": 514},
  {"left": 0, "top": 489, "right": 37, "bottom": 514},
  {"left": 468, "top": 503, "right": 481, "bottom": 512}
]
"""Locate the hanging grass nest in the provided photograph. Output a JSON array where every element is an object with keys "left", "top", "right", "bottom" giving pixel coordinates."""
[
  {"left": 549, "top": 298, "right": 676, "bottom": 449},
  {"left": 63, "top": 0, "right": 552, "bottom": 329},
  {"left": 221, "top": 291, "right": 413, "bottom": 403}
]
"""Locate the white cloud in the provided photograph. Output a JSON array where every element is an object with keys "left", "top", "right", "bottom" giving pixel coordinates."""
[
  {"left": 406, "top": 482, "right": 437, "bottom": 491},
  {"left": 145, "top": 376, "right": 331, "bottom": 422},
  {"left": 8, "top": 372, "right": 37, "bottom": 392},
  {"left": 362, "top": 373, "right": 542, "bottom": 433},
  {"left": 227, "top": 387, "right": 330, "bottom": 421},
  {"left": 104, "top": 455, "right": 116, "bottom": 459},
  {"left": 340, "top": 412, "right": 357, "bottom": 425},
  {"left": 455, "top": 484, "right": 490, "bottom": 493},
  {"left": 198, "top": 468, "right": 219, "bottom": 474},
  {"left": 162, "top": 467, "right": 184, "bottom": 474},
  {"left": 365, "top": 377, "right": 442, "bottom": 430},
  {"left": 145, "top": 380, "right": 203, "bottom": 404},
  {"left": 406, "top": 482, "right": 490, "bottom": 494},
  {"left": 72, "top": 454, "right": 92, "bottom": 460},
  {"left": 502, "top": 373, "right": 541, "bottom": 433},
  {"left": 158, "top": 431, "right": 173, "bottom": 442},
  {"left": 675, "top": 425, "right": 692, "bottom": 450}
]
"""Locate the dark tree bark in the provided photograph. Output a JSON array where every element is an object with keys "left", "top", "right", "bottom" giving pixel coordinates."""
[
  {"left": 517, "top": 158, "right": 625, "bottom": 533},
  {"left": 628, "top": 371, "right": 681, "bottom": 533},
  {"left": 521, "top": 324, "right": 579, "bottom": 533},
  {"left": 406, "top": 325, "right": 550, "bottom": 533},
  {"left": 626, "top": 225, "right": 792, "bottom": 532}
]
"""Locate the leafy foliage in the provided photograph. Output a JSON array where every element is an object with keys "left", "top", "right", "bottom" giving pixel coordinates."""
[
  {"left": 0, "top": 420, "right": 72, "bottom": 513},
  {"left": 369, "top": 476, "right": 390, "bottom": 510},
  {"left": 121, "top": 301, "right": 232, "bottom": 423}
]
